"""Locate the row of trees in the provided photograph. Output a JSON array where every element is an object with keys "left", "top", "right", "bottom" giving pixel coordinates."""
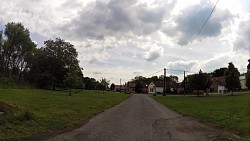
[
  {"left": 83, "top": 77, "right": 109, "bottom": 90},
  {"left": 0, "top": 22, "right": 84, "bottom": 90}
]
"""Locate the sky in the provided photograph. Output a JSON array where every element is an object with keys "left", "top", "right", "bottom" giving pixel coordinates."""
[{"left": 0, "top": 0, "right": 249, "bottom": 84}]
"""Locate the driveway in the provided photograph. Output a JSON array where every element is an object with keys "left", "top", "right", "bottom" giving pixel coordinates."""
[{"left": 47, "top": 94, "right": 226, "bottom": 141}]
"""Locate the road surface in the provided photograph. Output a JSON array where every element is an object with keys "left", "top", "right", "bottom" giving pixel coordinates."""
[{"left": 47, "top": 94, "right": 226, "bottom": 141}]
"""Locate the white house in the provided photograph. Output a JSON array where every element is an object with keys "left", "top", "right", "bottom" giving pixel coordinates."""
[
  {"left": 210, "top": 76, "right": 226, "bottom": 94},
  {"left": 239, "top": 76, "right": 247, "bottom": 89},
  {"left": 148, "top": 81, "right": 164, "bottom": 94}
]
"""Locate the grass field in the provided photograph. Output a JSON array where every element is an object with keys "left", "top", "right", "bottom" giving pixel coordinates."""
[
  {"left": 0, "top": 89, "right": 131, "bottom": 140},
  {"left": 153, "top": 94, "right": 250, "bottom": 137}
]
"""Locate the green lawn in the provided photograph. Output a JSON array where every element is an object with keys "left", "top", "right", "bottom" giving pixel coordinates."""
[
  {"left": 0, "top": 89, "right": 130, "bottom": 140},
  {"left": 153, "top": 94, "right": 250, "bottom": 137}
]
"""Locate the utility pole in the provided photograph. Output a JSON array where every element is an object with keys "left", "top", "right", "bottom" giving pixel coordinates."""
[
  {"left": 163, "top": 68, "right": 166, "bottom": 96},
  {"left": 184, "top": 71, "right": 186, "bottom": 96}
]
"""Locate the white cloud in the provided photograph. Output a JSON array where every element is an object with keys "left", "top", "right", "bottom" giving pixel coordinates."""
[{"left": 143, "top": 46, "right": 164, "bottom": 61}]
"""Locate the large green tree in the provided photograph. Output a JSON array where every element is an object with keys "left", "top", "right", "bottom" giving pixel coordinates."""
[
  {"left": 0, "top": 22, "right": 35, "bottom": 81},
  {"left": 29, "top": 38, "right": 83, "bottom": 89},
  {"left": 189, "top": 70, "right": 211, "bottom": 96},
  {"left": 225, "top": 62, "right": 241, "bottom": 95},
  {"left": 43, "top": 38, "right": 82, "bottom": 89}
]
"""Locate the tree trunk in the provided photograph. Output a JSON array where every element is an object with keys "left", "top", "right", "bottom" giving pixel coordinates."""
[{"left": 69, "top": 89, "right": 72, "bottom": 96}]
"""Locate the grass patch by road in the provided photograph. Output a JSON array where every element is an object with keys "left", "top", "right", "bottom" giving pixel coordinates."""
[
  {"left": 0, "top": 89, "right": 131, "bottom": 140},
  {"left": 153, "top": 94, "right": 250, "bottom": 137}
]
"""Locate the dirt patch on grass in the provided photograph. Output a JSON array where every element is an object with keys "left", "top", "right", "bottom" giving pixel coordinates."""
[{"left": 0, "top": 102, "right": 18, "bottom": 115}]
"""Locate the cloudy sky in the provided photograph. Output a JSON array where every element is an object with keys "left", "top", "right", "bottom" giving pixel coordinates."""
[{"left": 0, "top": 0, "right": 249, "bottom": 84}]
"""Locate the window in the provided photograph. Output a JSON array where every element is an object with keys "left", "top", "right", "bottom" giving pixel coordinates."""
[{"left": 150, "top": 88, "right": 154, "bottom": 92}]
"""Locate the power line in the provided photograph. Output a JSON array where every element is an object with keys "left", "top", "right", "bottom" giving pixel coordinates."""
[
  {"left": 143, "top": 68, "right": 196, "bottom": 79},
  {"left": 166, "top": 68, "right": 196, "bottom": 74},
  {"left": 144, "top": 69, "right": 163, "bottom": 77},
  {"left": 177, "top": 0, "right": 220, "bottom": 60}
]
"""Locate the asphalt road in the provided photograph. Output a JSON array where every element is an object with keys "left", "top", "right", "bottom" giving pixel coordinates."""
[{"left": 47, "top": 94, "right": 225, "bottom": 141}]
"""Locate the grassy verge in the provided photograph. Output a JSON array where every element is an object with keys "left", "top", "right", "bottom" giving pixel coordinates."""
[
  {"left": 153, "top": 94, "right": 250, "bottom": 137},
  {"left": 0, "top": 89, "right": 131, "bottom": 140}
]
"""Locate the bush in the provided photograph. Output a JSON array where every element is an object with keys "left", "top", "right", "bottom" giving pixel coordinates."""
[
  {"left": 0, "top": 77, "right": 15, "bottom": 88},
  {"left": 15, "top": 110, "right": 34, "bottom": 122}
]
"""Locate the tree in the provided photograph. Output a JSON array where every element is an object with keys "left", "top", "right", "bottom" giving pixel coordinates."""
[
  {"left": 246, "top": 59, "right": 250, "bottom": 89},
  {"left": 189, "top": 70, "right": 211, "bottom": 96},
  {"left": 246, "top": 70, "right": 250, "bottom": 89},
  {"left": 170, "top": 75, "right": 178, "bottom": 83},
  {"left": 212, "top": 67, "right": 227, "bottom": 77},
  {"left": 225, "top": 62, "right": 241, "bottom": 95},
  {"left": 28, "top": 38, "right": 83, "bottom": 89},
  {"left": 83, "top": 77, "right": 97, "bottom": 90},
  {"left": 110, "top": 83, "right": 115, "bottom": 91},
  {"left": 135, "top": 83, "right": 143, "bottom": 93},
  {"left": 99, "top": 78, "right": 109, "bottom": 91},
  {"left": 247, "top": 59, "right": 250, "bottom": 70},
  {"left": 0, "top": 31, "right": 3, "bottom": 77},
  {"left": 0, "top": 22, "right": 36, "bottom": 81},
  {"left": 43, "top": 38, "right": 82, "bottom": 89},
  {"left": 64, "top": 66, "right": 84, "bottom": 96}
]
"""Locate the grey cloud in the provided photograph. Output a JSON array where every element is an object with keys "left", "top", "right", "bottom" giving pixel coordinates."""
[
  {"left": 234, "top": 20, "right": 250, "bottom": 53},
  {"left": 93, "top": 71, "right": 102, "bottom": 75},
  {"left": 166, "top": 60, "right": 198, "bottom": 75},
  {"left": 163, "top": 1, "right": 233, "bottom": 46},
  {"left": 200, "top": 55, "right": 230, "bottom": 72},
  {"left": 143, "top": 46, "right": 164, "bottom": 62},
  {"left": 133, "top": 70, "right": 143, "bottom": 76},
  {"left": 60, "top": 0, "right": 176, "bottom": 40},
  {"left": 89, "top": 57, "right": 97, "bottom": 64}
]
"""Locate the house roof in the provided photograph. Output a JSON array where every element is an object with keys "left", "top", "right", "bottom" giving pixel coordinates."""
[
  {"left": 126, "top": 82, "right": 135, "bottom": 87},
  {"left": 115, "top": 85, "right": 125, "bottom": 89},
  {"left": 169, "top": 82, "right": 182, "bottom": 88},
  {"left": 212, "top": 76, "right": 225, "bottom": 86},
  {"left": 152, "top": 81, "right": 164, "bottom": 87}
]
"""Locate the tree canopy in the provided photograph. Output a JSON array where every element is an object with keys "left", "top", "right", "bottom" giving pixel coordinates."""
[
  {"left": 225, "top": 62, "right": 241, "bottom": 94},
  {"left": 212, "top": 67, "right": 227, "bottom": 77},
  {"left": 246, "top": 59, "right": 250, "bottom": 89},
  {"left": 187, "top": 70, "right": 211, "bottom": 96},
  {"left": 0, "top": 22, "right": 85, "bottom": 90},
  {"left": 0, "top": 22, "right": 36, "bottom": 82},
  {"left": 246, "top": 70, "right": 250, "bottom": 89}
]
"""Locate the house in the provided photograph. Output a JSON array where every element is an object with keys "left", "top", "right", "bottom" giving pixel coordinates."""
[
  {"left": 148, "top": 81, "right": 164, "bottom": 94},
  {"left": 168, "top": 82, "right": 184, "bottom": 93},
  {"left": 141, "top": 82, "right": 148, "bottom": 94},
  {"left": 239, "top": 75, "right": 247, "bottom": 89},
  {"left": 210, "top": 76, "right": 226, "bottom": 94},
  {"left": 125, "top": 82, "right": 135, "bottom": 93},
  {"left": 114, "top": 85, "right": 125, "bottom": 92}
]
